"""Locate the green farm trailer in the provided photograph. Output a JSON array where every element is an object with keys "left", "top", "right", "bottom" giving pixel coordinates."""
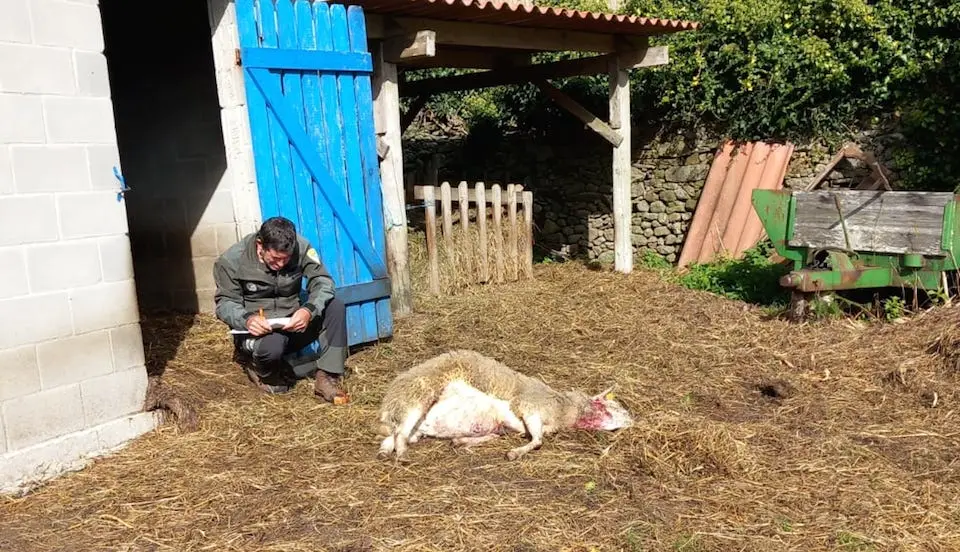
[{"left": 751, "top": 189, "right": 960, "bottom": 319}]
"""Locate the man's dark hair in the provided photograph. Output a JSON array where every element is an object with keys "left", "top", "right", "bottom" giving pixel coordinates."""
[{"left": 257, "top": 217, "right": 297, "bottom": 254}]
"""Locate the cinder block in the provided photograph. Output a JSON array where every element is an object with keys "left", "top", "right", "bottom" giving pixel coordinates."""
[
  {"left": 0, "top": 411, "right": 6, "bottom": 454},
  {"left": 74, "top": 51, "right": 110, "bottom": 97},
  {"left": 0, "top": 94, "right": 44, "bottom": 144},
  {"left": 11, "top": 146, "right": 90, "bottom": 193},
  {"left": 0, "top": 195, "right": 59, "bottom": 247},
  {"left": 0, "top": 43, "right": 76, "bottom": 95},
  {"left": 190, "top": 226, "right": 219, "bottom": 258},
  {"left": 0, "top": 292, "right": 73, "bottom": 350},
  {"left": 43, "top": 97, "right": 117, "bottom": 144},
  {"left": 2, "top": 383, "right": 85, "bottom": 451},
  {"left": 26, "top": 240, "right": 102, "bottom": 292},
  {"left": 0, "top": 147, "right": 12, "bottom": 195},
  {"left": 195, "top": 288, "right": 217, "bottom": 314},
  {"left": 0, "top": 345, "right": 41, "bottom": 402},
  {"left": 98, "top": 235, "right": 134, "bottom": 282},
  {"left": 192, "top": 256, "right": 217, "bottom": 290},
  {"left": 191, "top": 189, "right": 236, "bottom": 226},
  {"left": 80, "top": 367, "right": 148, "bottom": 428},
  {"left": 86, "top": 145, "right": 122, "bottom": 191},
  {"left": 109, "top": 323, "right": 144, "bottom": 372},
  {"left": 0, "top": 0, "right": 31, "bottom": 44},
  {"left": 36, "top": 330, "right": 113, "bottom": 389},
  {"left": 69, "top": 280, "right": 139, "bottom": 334},
  {"left": 31, "top": 0, "right": 104, "bottom": 52},
  {"left": 215, "top": 223, "right": 240, "bottom": 254},
  {"left": 97, "top": 412, "right": 159, "bottom": 451},
  {"left": 57, "top": 191, "right": 129, "bottom": 239},
  {"left": 0, "top": 247, "right": 29, "bottom": 300}
]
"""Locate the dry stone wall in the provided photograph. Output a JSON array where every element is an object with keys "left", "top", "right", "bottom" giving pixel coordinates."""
[{"left": 403, "top": 125, "right": 903, "bottom": 264}]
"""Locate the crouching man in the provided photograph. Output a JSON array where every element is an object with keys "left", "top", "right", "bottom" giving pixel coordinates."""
[{"left": 213, "top": 216, "right": 347, "bottom": 401}]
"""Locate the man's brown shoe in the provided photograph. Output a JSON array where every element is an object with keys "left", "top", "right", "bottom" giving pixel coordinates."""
[{"left": 314, "top": 371, "right": 343, "bottom": 402}]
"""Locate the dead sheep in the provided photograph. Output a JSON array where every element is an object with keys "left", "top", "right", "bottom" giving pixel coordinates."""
[{"left": 376, "top": 349, "right": 634, "bottom": 461}]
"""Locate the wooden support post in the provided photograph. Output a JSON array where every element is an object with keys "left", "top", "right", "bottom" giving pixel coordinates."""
[
  {"left": 372, "top": 42, "right": 414, "bottom": 315},
  {"left": 383, "top": 30, "right": 436, "bottom": 63},
  {"left": 609, "top": 55, "right": 632, "bottom": 273}
]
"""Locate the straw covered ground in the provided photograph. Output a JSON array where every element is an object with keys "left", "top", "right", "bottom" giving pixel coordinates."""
[{"left": 4, "top": 258, "right": 960, "bottom": 551}]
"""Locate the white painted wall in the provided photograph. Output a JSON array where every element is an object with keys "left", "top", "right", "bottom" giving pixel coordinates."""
[{"left": 0, "top": 0, "right": 157, "bottom": 495}]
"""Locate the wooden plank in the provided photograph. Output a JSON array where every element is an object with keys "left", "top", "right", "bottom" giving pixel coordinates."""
[
  {"left": 458, "top": 181, "right": 473, "bottom": 281},
  {"left": 440, "top": 181, "right": 453, "bottom": 252},
  {"left": 507, "top": 183, "right": 518, "bottom": 281},
  {"left": 522, "top": 190, "right": 534, "bottom": 279},
  {"left": 366, "top": 14, "right": 618, "bottom": 52},
  {"left": 788, "top": 190, "right": 953, "bottom": 255},
  {"left": 400, "top": 48, "right": 532, "bottom": 70},
  {"left": 347, "top": 4, "right": 392, "bottom": 340},
  {"left": 372, "top": 42, "right": 414, "bottom": 315},
  {"left": 609, "top": 56, "right": 632, "bottom": 273},
  {"left": 491, "top": 184, "right": 504, "bottom": 283},
  {"left": 476, "top": 182, "right": 489, "bottom": 283},
  {"left": 236, "top": 0, "right": 281, "bottom": 219},
  {"left": 383, "top": 30, "right": 436, "bottom": 62},
  {"left": 400, "top": 47, "right": 668, "bottom": 97},
  {"left": 240, "top": 47, "right": 373, "bottom": 72},
  {"left": 423, "top": 185, "right": 440, "bottom": 295},
  {"left": 534, "top": 80, "right": 622, "bottom": 146},
  {"left": 413, "top": 185, "right": 522, "bottom": 205}
]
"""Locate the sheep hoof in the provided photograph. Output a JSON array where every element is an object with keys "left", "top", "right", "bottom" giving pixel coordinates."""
[{"left": 506, "top": 450, "right": 521, "bottom": 461}]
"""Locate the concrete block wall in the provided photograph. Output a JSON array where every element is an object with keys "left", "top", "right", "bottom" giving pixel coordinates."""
[
  {"left": 106, "top": 0, "right": 260, "bottom": 315},
  {"left": 0, "top": 0, "right": 157, "bottom": 495}
]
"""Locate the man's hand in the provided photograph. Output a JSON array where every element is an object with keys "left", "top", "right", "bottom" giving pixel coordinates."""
[
  {"left": 282, "top": 308, "right": 311, "bottom": 332},
  {"left": 246, "top": 314, "right": 273, "bottom": 336}
]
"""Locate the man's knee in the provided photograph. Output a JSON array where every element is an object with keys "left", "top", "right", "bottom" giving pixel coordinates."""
[
  {"left": 252, "top": 333, "right": 287, "bottom": 364},
  {"left": 323, "top": 297, "right": 346, "bottom": 325}
]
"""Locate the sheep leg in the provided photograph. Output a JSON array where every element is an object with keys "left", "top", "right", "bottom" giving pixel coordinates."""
[
  {"left": 452, "top": 434, "right": 500, "bottom": 448},
  {"left": 507, "top": 413, "right": 544, "bottom": 461},
  {"left": 392, "top": 406, "right": 425, "bottom": 460},
  {"left": 377, "top": 434, "right": 396, "bottom": 458}
]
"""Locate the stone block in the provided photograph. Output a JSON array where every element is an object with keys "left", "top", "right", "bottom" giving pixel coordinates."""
[
  {"left": 30, "top": 0, "right": 104, "bottom": 52},
  {"left": 74, "top": 51, "right": 110, "bottom": 97},
  {"left": 0, "top": 292, "right": 72, "bottom": 350},
  {"left": 109, "top": 323, "right": 145, "bottom": 372},
  {"left": 57, "top": 191, "right": 129, "bottom": 239},
  {"left": 1, "top": 383, "right": 85, "bottom": 451},
  {"left": 0, "top": 195, "right": 59, "bottom": 247},
  {"left": 0, "top": 345, "right": 41, "bottom": 402},
  {"left": 0, "top": 247, "right": 29, "bottom": 300},
  {"left": 80, "top": 367, "right": 148, "bottom": 428},
  {"left": 26, "top": 240, "right": 102, "bottom": 292},
  {"left": 11, "top": 145, "right": 90, "bottom": 193},
  {"left": 69, "top": 280, "right": 140, "bottom": 334},
  {"left": 0, "top": 147, "right": 12, "bottom": 195},
  {"left": 0, "top": 43, "right": 75, "bottom": 95},
  {"left": 43, "top": 97, "right": 117, "bottom": 144},
  {"left": 36, "top": 330, "right": 114, "bottom": 389},
  {"left": 86, "top": 145, "right": 122, "bottom": 191},
  {"left": 0, "top": 94, "right": 44, "bottom": 144},
  {"left": 0, "top": 0, "right": 31, "bottom": 44},
  {"left": 98, "top": 235, "right": 135, "bottom": 283}
]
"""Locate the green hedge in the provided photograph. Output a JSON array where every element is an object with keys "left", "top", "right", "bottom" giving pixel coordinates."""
[{"left": 404, "top": 0, "right": 960, "bottom": 191}]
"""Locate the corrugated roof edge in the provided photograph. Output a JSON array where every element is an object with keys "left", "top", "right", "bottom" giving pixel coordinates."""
[{"left": 349, "top": 0, "right": 700, "bottom": 33}]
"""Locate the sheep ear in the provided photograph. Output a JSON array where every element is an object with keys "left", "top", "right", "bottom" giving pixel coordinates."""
[{"left": 595, "top": 385, "right": 616, "bottom": 400}]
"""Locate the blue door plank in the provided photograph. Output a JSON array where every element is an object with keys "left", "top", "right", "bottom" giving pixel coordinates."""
[
  {"left": 263, "top": 1, "right": 299, "bottom": 236},
  {"left": 277, "top": 0, "right": 311, "bottom": 240},
  {"left": 240, "top": 48, "right": 372, "bottom": 73},
  {"left": 237, "top": 0, "right": 280, "bottom": 220},
  {"left": 292, "top": 0, "right": 324, "bottom": 262},
  {"left": 347, "top": 5, "right": 393, "bottom": 340},
  {"left": 330, "top": 4, "right": 368, "bottom": 345}
]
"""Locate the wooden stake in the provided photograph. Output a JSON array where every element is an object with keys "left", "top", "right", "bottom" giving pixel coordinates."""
[
  {"left": 523, "top": 190, "right": 534, "bottom": 279},
  {"left": 476, "top": 182, "right": 489, "bottom": 283},
  {"left": 422, "top": 185, "right": 439, "bottom": 295},
  {"left": 440, "top": 181, "right": 453, "bottom": 253},
  {"left": 507, "top": 184, "right": 519, "bottom": 281},
  {"left": 458, "top": 181, "right": 473, "bottom": 281},
  {"left": 491, "top": 183, "right": 504, "bottom": 283}
]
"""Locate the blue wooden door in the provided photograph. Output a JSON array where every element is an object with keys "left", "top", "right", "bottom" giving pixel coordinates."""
[{"left": 235, "top": 0, "right": 392, "bottom": 347}]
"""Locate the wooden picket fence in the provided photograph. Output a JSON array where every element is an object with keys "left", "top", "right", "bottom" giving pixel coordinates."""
[{"left": 413, "top": 181, "right": 534, "bottom": 294}]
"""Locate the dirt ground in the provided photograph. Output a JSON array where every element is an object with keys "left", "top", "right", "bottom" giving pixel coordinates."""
[{"left": 2, "top": 262, "right": 960, "bottom": 552}]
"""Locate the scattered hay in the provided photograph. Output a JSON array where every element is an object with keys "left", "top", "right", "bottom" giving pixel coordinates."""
[{"left": 3, "top": 263, "right": 960, "bottom": 551}]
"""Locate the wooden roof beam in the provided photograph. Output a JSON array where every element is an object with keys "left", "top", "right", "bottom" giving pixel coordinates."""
[
  {"left": 383, "top": 30, "right": 436, "bottom": 63},
  {"left": 534, "top": 79, "right": 622, "bottom": 147},
  {"left": 366, "top": 14, "right": 645, "bottom": 52},
  {"left": 399, "top": 45, "right": 667, "bottom": 97},
  {"left": 400, "top": 48, "right": 533, "bottom": 70}
]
